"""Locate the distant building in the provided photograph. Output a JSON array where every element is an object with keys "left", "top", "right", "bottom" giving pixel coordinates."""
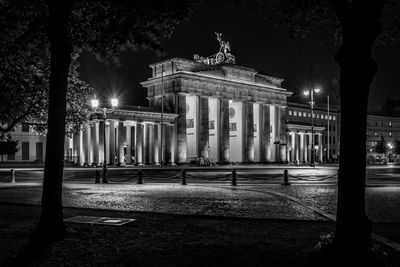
[
  {"left": 286, "top": 102, "right": 340, "bottom": 163},
  {"left": 4, "top": 123, "right": 46, "bottom": 162}
]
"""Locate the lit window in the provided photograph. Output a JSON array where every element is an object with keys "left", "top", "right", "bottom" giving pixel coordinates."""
[
  {"left": 303, "top": 113, "right": 306, "bottom": 117},
  {"left": 333, "top": 116, "right": 336, "bottom": 120},
  {"left": 288, "top": 110, "right": 292, "bottom": 115},
  {"left": 229, "top": 123, "right": 237, "bottom": 131},
  {"left": 329, "top": 116, "right": 332, "bottom": 120},
  {"left": 389, "top": 121, "right": 392, "bottom": 127},
  {"left": 325, "top": 115, "right": 328, "bottom": 119},
  {"left": 389, "top": 132, "right": 392, "bottom": 136},
  {"left": 298, "top": 112, "right": 302, "bottom": 116},
  {"left": 317, "top": 114, "right": 320, "bottom": 119},
  {"left": 313, "top": 113, "right": 315, "bottom": 118},
  {"left": 308, "top": 113, "right": 311, "bottom": 117},
  {"left": 374, "top": 133, "right": 378, "bottom": 136},
  {"left": 294, "top": 111, "right": 297, "bottom": 116}
]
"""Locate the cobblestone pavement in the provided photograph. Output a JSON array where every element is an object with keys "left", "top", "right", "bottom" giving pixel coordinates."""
[{"left": 0, "top": 182, "right": 399, "bottom": 224}]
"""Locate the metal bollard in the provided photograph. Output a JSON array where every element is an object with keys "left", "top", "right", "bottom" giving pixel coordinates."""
[
  {"left": 137, "top": 169, "right": 143, "bottom": 184},
  {"left": 10, "top": 169, "right": 15, "bottom": 183},
  {"left": 181, "top": 169, "right": 187, "bottom": 185},
  {"left": 95, "top": 170, "right": 101, "bottom": 183},
  {"left": 231, "top": 169, "right": 237, "bottom": 186},
  {"left": 282, "top": 169, "right": 290, "bottom": 186}
]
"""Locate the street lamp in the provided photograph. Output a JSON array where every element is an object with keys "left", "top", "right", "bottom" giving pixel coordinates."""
[
  {"left": 303, "top": 88, "right": 321, "bottom": 166},
  {"left": 91, "top": 97, "right": 118, "bottom": 183}
]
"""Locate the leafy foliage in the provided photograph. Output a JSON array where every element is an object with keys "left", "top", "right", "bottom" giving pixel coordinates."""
[
  {"left": 0, "top": 0, "right": 93, "bottom": 136},
  {"left": 0, "top": 134, "right": 19, "bottom": 162},
  {"left": 375, "top": 137, "right": 387, "bottom": 155}
]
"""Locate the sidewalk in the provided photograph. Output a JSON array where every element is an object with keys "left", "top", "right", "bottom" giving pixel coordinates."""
[{"left": 0, "top": 182, "right": 399, "bottom": 266}]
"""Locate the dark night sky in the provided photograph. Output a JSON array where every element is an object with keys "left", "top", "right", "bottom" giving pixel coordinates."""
[{"left": 78, "top": 0, "right": 400, "bottom": 112}]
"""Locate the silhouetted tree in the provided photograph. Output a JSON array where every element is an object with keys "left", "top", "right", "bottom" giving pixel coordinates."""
[
  {"left": 255, "top": 0, "right": 400, "bottom": 259},
  {"left": 375, "top": 137, "right": 387, "bottom": 155},
  {"left": 394, "top": 139, "right": 400, "bottom": 156},
  {"left": 1, "top": 0, "right": 198, "bottom": 242},
  {"left": 0, "top": 134, "right": 19, "bottom": 162}
]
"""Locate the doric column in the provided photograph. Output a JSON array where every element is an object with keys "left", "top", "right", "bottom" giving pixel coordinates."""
[
  {"left": 318, "top": 134, "right": 323, "bottom": 162},
  {"left": 245, "top": 102, "right": 255, "bottom": 162},
  {"left": 198, "top": 96, "right": 209, "bottom": 158},
  {"left": 99, "top": 121, "right": 105, "bottom": 165},
  {"left": 126, "top": 125, "right": 132, "bottom": 164},
  {"left": 79, "top": 130, "right": 85, "bottom": 165},
  {"left": 118, "top": 121, "right": 126, "bottom": 165},
  {"left": 176, "top": 93, "right": 187, "bottom": 164},
  {"left": 169, "top": 124, "right": 176, "bottom": 165},
  {"left": 153, "top": 124, "right": 160, "bottom": 165},
  {"left": 278, "top": 105, "right": 287, "bottom": 162},
  {"left": 290, "top": 132, "right": 295, "bottom": 163},
  {"left": 109, "top": 121, "right": 116, "bottom": 165},
  {"left": 73, "top": 134, "right": 80, "bottom": 164},
  {"left": 148, "top": 124, "right": 154, "bottom": 165},
  {"left": 299, "top": 132, "right": 305, "bottom": 163},
  {"left": 91, "top": 122, "right": 99, "bottom": 165},
  {"left": 135, "top": 122, "right": 143, "bottom": 165},
  {"left": 295, "top": 133, "right": 299, "bottom": 162},
  {"left": 261, "top": 104, "right": 270, "bottom": 162},
  {"left": 82, "top": 125, "right": 90, "bottom": 164},
  {"left": 64, "top": 137, "right": 70, "bottom": 161},
  {"left": 219, "top": 99, "right": 230, "bottom": 163},
  {"left": 143, "top": 123, "right": 149, "bottom": 164}
]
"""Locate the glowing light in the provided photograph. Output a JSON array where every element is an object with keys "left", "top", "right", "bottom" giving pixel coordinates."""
[
  {"left": 91, "top": 99, "right": 99, "bottom": 108},
  {"left": 111, "top": 98, "right": 119, "bottom": 108},
  {"left": 303, "top": 90, "right": 310, "bottom": 96},
  {"left": 314, "top": 88, "right": 321, "bottom": 93}
]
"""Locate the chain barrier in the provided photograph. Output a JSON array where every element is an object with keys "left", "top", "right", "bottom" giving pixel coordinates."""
[
  {"left": 185, "top": 172, "right": 231, "bottom": 180},
  {"left": 107, "top": 171, "right": 140, "bottom": 183},
  {"left": 288, "top": 173, "right": 337, "bottom": 182}
]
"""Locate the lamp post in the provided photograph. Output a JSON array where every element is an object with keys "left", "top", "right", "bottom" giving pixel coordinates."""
[
  {"left": 303, "top": 88, "right": 320, "bottom": 166},
  {"left": 91, "top": 97, "right": 118, "bottom": 183}
]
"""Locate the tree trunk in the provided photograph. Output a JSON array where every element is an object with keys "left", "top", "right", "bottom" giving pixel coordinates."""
[
  {"left": 333, "top": 0, "right": 384, "bottom": 255},
  {"left": 32, "top": 0, "right": 72, "bottom": 242}
]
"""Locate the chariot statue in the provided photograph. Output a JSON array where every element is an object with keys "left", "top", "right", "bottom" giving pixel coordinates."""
[{"left": 194, "top": 32, "right": 236, "bottom": 65}]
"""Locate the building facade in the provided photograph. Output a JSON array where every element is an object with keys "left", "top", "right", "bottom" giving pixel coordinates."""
[{"left": 286, "top": 102, "right": 340, "bottom": 163}]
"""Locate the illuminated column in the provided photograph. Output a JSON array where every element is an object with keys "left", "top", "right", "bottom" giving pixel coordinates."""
[
  {"left": 290, "top": 132, "right": 295, "bottom": 163},
  {"left": 148, "top": 124, "right": 154, "bottom": 165},
  {"left": 143, "top": 123, "right": 149, "bottom": 164},
  {"left": 64, "top": 137, "right": 70, "bottom": 161},
  {"left": 169, "top": 124, "right": 176, "bottom": 165},
  {"left": 295, "top": 133, "right": 299, "bottom": 162},
  {"left": 198, "top": 96, "right": 209, "bottom": 158},
  {"left": 79, "top": 130, "right": 85, "bottom": 165},
  {"left": 109, "top": 121, "right": 116, "bottom": 165},
  {"left": 299, "top": 132, "right": 305, "bottom": 163},
  {"left": 153, "top": 124, "right": 160, "bottom": 165},
  {"left": 126, "top": 125, "right": 132, "bottom": 164},
  {"left": 245, "top": 102, "right": 255, "bottom": 162},
  {"left": 136, "top": 122, "right": 143, "bottom": 165},
  {"left": 261, "top": 104, "right": 270, "bottom": 162},
  {"left": 219, "top": 99, "right": 230, "bottom": 163},
  {"left": 73, "top": 134, "right": 81, "bottom": 164},
  {"left": 318, "top": 133, "right": 323, "bottom": 162},
  {"left": 278, "top": 105, "right": 287, "bottom": 162},
  {"left": 91, "top": 122, "right": 99, "bottom": 165},
  {"left": 99, "top": 121, "right": 105, "bottom": 165},
  {"left": 82, "top": 125, "right": 90, "bottom": 164},
  {"left": 118, "top": 121, "right": 125, "bottom": 165},
  {"left": 176, "top": 93, "right": 187, "bottom": 164}
]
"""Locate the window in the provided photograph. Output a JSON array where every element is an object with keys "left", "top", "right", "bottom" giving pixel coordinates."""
[
  {"left": 186, "top": 119, "right": 194, "bottom": 128},
  {"left": 389, "top": 121, "right": 392, "bottom": 127},
  {"left": 298, "top": 112, "right": 302, "bottom": 116},
  {"left": 254, "top": 123, "right": 257, "bottom": 132},
  {"left": 375, "top": 122, "right": 378, "bottom": 126},
  {"left": 22, "top": 123, "right": 29, "bottom": 132},
  {"left": 317, "top": 114, "right": 320, "bottom": 119},
  {"left": 294, "top": 111, "right": 297, "bottom": 116},
  {"left": 308, "top": 113, "right": 311, "bottom": 117},
  {"left": 288, "top": 110, "right": 292, "bottom": 115},
  {"left": 333, "top": 116, "right": 336, "bottom": 120},
  {"left": 303, "top": 113, "right": 306, "bottom": 117},
  {"left": 22, "top": 142, "right": 29, "bottom": 160},
  {"left": 389, "top": 132, "right": 392, "bottom": 136},
  {"left": 229, "top": 123, "right": 237, "bottom": 131},
  {"left": 209, "top": 121, "right": 215, "bottom": 130},
  {"left": 381, "top": 122, "right": 385, "bottom": 127},
  {"left": 374, "top": 132, "right": 378, "bottom": 136},
  {"left": 329, "top": 116, "right": 332, "bottom": 120},
  {"left": 333, "top": 136, "right": 336, "bottom": 144},
  {"left": 325, "top": 115, "right": 328, "bottom": 119},
  {"left": 313, "top": 113, "right": 315, "bottom": 118}
]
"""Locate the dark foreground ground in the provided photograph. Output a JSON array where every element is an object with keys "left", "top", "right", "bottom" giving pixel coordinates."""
[{"left": 0, "top": 203, "right": 399, "bottom": 267}]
